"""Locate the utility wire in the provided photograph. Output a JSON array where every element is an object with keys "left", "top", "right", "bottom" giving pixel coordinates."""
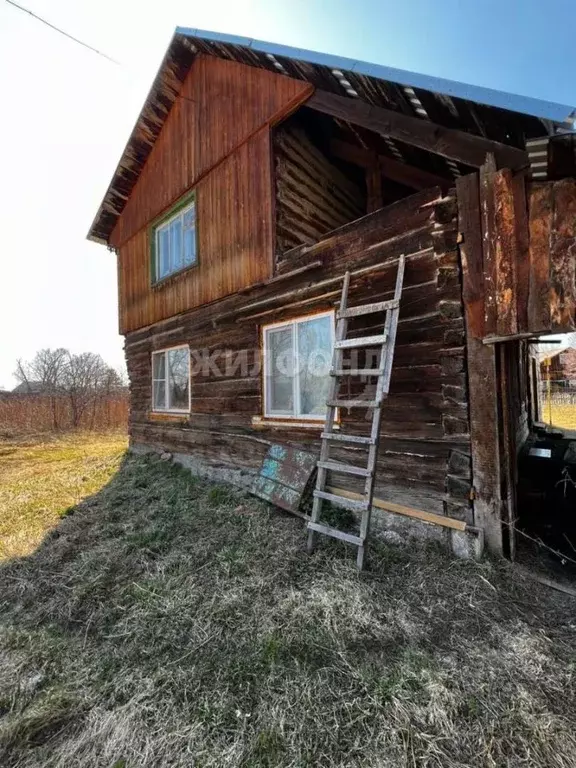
[{"left": 5, "top": 0, "right": 120, "bottom": 64}]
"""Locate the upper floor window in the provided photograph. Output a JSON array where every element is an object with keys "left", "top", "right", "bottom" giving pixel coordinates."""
[
  {"left": 152, "top": 192, "right": 197, "bottom": 283},
  {"left": 152, "top": 346, "right": 191, "bottom": 412},
  {"left": 263, "top": 311, "right": 334, "bottom": 420}
]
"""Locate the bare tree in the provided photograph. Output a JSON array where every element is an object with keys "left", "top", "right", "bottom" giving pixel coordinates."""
[
  {"left": 14, "top": 348, "right": 68, "bottom": 429},
  {"left": 14, "top": 349, "right": 123, "bottom": 430}
]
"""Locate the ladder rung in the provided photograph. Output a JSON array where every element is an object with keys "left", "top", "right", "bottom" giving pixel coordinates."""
[
  {"left": 318, "top": 460, "right": 372, "bottom": 477},
  {"left": 337, "top": 299, "right": 399, "bottom": 319},
  {"left": 313, "top": 489, "right": 369, "bottom": 512},
  {"left": 327, "top": 399, "right": 379, "bottom": 409},
  {"left": 330, "top": 368, "right": 383, "bottom": 377},
  {"left": 320, "top": 432, "right": 375, "bottom": 445},
  {"left": 335, "top": 334, "right": 388, "bottom": 349},
  {"left": 307, "top": 521, "right": 364, "bottom": 546}
]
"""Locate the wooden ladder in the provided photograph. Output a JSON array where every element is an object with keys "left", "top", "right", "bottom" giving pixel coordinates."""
[{"left": 306, "top": 255, "right": 405, "bottom": 570}]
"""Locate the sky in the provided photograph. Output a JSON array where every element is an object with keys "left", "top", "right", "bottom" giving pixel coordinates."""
[{"left": 1, "top": 0, "right": 575, "bottom": 389}]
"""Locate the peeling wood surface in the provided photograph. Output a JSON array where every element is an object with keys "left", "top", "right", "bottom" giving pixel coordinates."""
[
  {"left": 457, "top": 171, "right": 503, "bottom": 552},
  {"left": 462, "top": 171, "right": 576, "bottom": 340}
]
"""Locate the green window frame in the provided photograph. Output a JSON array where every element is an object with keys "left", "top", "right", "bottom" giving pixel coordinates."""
[{"left": 150, "top": 189, "right": 198, "bottom": 284}]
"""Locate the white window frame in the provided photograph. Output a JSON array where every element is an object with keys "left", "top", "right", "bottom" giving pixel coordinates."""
[
  {"left": 262, "top": 311, "right": 335, "bottom": 421},
  {"left": 151, "top": 345, "right": 191, "bottom": 413},
  {"left": 153, "top": 198, "right": 197, "bottom": 282}
]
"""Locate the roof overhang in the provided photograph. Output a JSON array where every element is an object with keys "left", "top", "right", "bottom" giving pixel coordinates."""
[{"left": 87, "top": 27, "right": 576, "bottom": 245}]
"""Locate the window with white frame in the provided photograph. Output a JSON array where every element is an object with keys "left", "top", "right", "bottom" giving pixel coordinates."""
[
  {"left": 263, "top": 312, "right": 334, "bottom": 419},
  {"left": 152, "top": 346, "right": 191, "bottom": 412},
  {"left": 152, "top": 194, "right": 197, "bottom": 282}
]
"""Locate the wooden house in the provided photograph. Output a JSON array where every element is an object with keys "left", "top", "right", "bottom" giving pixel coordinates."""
[{"left": 88, "top": 28, "right": 576, "bottom": 558}]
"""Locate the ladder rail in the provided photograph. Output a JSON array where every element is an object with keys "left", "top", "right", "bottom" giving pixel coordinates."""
[{"left": 307, "top": 255, "right": 405, "bottom": 570}]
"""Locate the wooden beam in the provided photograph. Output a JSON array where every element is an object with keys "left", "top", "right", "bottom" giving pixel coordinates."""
[
  {"left": 308, "top": 90, "right": 529, "bottom": 170},
  {"left": 457, "top": 171, "right": 503, "bottom": 554},
  {"left": 325, "top": 486, "right": 468, "bottom": 532},
  {"left": 331, "top": 139, "right": 451, "bottom": 191},
  {"left": 365, "top": 167, "right": 383, "bottom": 212}
]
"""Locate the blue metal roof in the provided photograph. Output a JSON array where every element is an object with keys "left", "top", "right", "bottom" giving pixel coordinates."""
[{"left": 177, "top": 26, "right": 576, "bottom": 124}]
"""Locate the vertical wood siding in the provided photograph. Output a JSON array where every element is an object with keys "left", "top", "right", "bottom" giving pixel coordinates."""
[
  {"left": 117, "top": 129, "right": 275, "bottom": 333},
  {"left": 112, "top": 56, "right": 312, "bottom": 333}
]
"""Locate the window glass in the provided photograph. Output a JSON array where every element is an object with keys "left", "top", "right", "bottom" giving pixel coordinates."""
[
  {"left": 264, "top": 313, "right": 334, "bottom": 419},
  {"left": 151, "top": 347, "right": 190, "bottom": 412},
  {"left": 170, "top": 218, "right": 183, "bottom": 272},
  {"left": 167, "top": 348, "right": 190, "bottom": 411},
  {"left": 154, "top": 198, "right": 196, "bottom": 281},
  {"left": 298, "top": 315, "right": 332, "bottom": 416},
  {"left": 158, "top": 227, "right": 170, "bottom": 279},
  {"left": 268, "top": 326, "right": 294, "bottom": 414},
  {"left": 153, "top": 380, "right": 166, "bottom": 411}
]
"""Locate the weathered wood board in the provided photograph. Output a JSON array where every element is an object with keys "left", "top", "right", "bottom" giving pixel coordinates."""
[
  {"left": 252, "top": 444, "right": 317, "bottom": 514},
  {"left": 462, "top": 170, "right": 576, "bottom": 340}
]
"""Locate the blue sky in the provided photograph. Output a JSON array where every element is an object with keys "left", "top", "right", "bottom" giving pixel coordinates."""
[{"left": 1, "top": 0, "right": 575, "bottom": 387}]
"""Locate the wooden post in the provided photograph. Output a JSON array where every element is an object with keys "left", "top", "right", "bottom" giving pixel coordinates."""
[
  {"left": 365, "top": 167, "right": 383, "bottom": 213},
  {"left": 457, "top": 170, "right": 503, "bottom": 553}
]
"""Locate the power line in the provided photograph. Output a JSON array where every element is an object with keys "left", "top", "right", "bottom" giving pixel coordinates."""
[{"left": 5, "top": 0, "right": 120, "bottom": 64}]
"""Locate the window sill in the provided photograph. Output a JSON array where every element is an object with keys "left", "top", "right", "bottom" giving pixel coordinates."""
[
  {"left": 149, "top": 411, "right": 190, "bottom": 422},
  {"left": 252, "top": 416, "right": 339, "bottom": 431}
]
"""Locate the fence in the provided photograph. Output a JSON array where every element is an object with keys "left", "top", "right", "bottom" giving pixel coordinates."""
[
  {"left": 0, "top": 393, "right": 129, "bottom": 435},
  {"left": 538, "top": 379, "right": 576, "bottom": 430}
]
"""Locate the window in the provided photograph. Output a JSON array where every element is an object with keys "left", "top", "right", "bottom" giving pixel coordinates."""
[
  {"left": 152, "top": 346, "right": 191, "bottom": 412},
  {"left": 152, "top": 193, "right": 197, "bottom": 282},
  {"left": 263, "top": 312, "right": 334, "bottom": 419}
]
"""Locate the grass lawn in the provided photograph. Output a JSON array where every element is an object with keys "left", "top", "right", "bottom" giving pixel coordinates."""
[
  {"left": 1, "top": 435, "right": 576, "bottom": 766},
  {"left": 0, "top": 432, "right": 127, "bottom": 560}
]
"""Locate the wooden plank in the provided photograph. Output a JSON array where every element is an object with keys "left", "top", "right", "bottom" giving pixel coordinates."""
[
  {"left": 317, "top": 460, "right": 372, "bottom": 477},
  {"left": 325, "top": 486, "right": 467, "bottom": 532},
  {"left": 338, "top": 299, "right": 399, "bottom": 318},
  {"left": 334, "top": 334, "right": 387, "bottom": 349},
  {"left": 320, "top": 433, "right": 375, "bottom": 445},
  {"left": 480, "top": 154, "right": 498, "bottom": 336},
  {"left": 493, "top": 169, "right": 518, "bottom": 336},
  {"left": 550, "top": 178, "right": 576, "bottom": 330},
  {"left": 527, "top": 183, "right": 553, "bottom": 332},
  {"left": 330, "top": 139, "right": 452, "bottom": 191},
  {"left": 307, "top": 90, "right": 529, "bottom": 170},
  {"left": 456, "top": 173, "right": 484, "bottom": 339},
  {"left": 457, "top": 169, "right": 503, "bottom": 553},
  {"left": 327, "top": 399, "right": 378, "bottom": 408},
  {"left": 512, "top": 173, "right": 530, "bottom": 333},
  {"left": 307, "top": 521, "right": 364, "bottom": 546}
]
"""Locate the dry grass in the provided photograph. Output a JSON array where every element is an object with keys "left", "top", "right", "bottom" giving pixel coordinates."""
[
  {"left": 544, "top": 402, "right": 576, "bottom": 431},
  {"left": 1, "top": 440, "right": 576, "bottom": 766},
  {"left": 0, "top": 432, "right": 127, "bottom": 559}
]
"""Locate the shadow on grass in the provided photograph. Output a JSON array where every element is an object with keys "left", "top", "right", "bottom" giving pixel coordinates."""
[{"left": 1, "top": 451, "right": 576, "bottom": 767}]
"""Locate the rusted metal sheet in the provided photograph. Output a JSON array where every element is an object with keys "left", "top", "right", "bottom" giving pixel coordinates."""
[{"left": 252, "top": 444, "right": 317, "bottom": 515}]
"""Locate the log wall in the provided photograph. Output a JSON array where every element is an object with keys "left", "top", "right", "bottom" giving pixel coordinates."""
[
  {"left": 125, "top": 188, "right": 473, "bottom": 520},
  {"left": 274, "top": 123, "right": 364, "bottom": 253}
]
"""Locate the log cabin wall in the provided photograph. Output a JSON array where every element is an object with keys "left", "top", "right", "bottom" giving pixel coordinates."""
[
  {"left": 274, "top": 119, "right": 365, "bottom": 253},
  {"left": 111, "top": 55, "right": 312, "bottom": 334},
  {"left": 126, "top": 187, "right": 473, "bottom": 523}
]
